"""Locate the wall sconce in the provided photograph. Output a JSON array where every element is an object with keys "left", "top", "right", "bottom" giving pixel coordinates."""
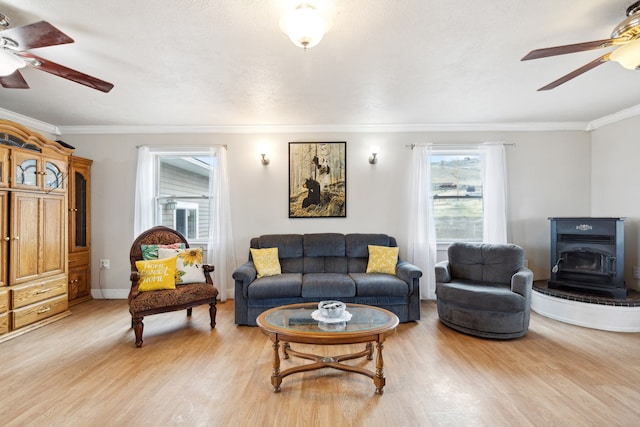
[
  {"left": 165, "top": 199, "right": 177, "bottom": 210},
  {"left": 369, "top": 146, "right": 380, "bottom": 164},
  {"left": 260, "top": 153, "right": 270, "bottom": 165}
]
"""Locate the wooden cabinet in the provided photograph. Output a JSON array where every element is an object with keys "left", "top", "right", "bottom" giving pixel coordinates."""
[
  {"left": 10, "top": 192, "right": 67, "bottom": 285},
  {"left": 0, "top": 119, "right": 73, "bottom": 341},
  {"left": 68, "top": 156, "right": 92, "bottom": 305},
  {"left": 12, "top": 149, "right": 67, "bottom": 193}
]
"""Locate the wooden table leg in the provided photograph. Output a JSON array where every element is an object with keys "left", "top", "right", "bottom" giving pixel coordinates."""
[
  {"left": 270, "top": 337, "right": 282, "bottom": 392},
  {"left": 373, "top": 340, "right": 386, "bottom": 394}
]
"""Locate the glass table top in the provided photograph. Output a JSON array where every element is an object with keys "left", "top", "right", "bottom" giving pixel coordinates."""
[{"left": 260, "top": 303, "right": 398, "bottom": 334}]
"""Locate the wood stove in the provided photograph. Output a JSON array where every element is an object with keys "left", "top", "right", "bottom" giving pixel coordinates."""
[{"left": 548, "top": 217, "right": 626, "bottom": 299}]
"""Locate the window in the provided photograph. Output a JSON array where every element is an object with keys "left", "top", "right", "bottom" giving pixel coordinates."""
[
  {"left": 156, "top": 154, "right": 213, "bottom": 243},
  {"left": 431, "top": 152, "right": 483, "bottom": 242}
]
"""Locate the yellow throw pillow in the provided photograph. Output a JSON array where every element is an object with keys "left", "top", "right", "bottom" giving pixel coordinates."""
[
  {"left": 366, "top": 245, "right": 399, "bottom": 275},
  {"left": 250, "top": 247, "right": 281, "bottom": 278},
  {"left": 135, "top": 256, "right": 177, "bottom": 292}
]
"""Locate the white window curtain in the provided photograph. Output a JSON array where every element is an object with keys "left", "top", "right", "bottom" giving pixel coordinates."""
[
  {"left": 133, "top": 145, "right": 236, "bottom": 301},
  {"left": 133, "top": 145, "right": 154, "bottom": 237},
  {"left": 207, "top": 146, "right": 236, "bottom": 302},
  {"left": 407, "top": 143, "right": 509, "bottom": 299},
  {"left": 407, "top": 145, "right": 438, "bottom": 300},
  {"left": 481, "top": 143, "right": 508, "bottom": 244}
]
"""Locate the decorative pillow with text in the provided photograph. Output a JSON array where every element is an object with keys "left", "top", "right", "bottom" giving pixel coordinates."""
[{"left": 135, "top": 256, "right": 177, "bottom": 292}]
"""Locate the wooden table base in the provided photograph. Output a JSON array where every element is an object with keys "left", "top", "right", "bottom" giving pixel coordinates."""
[{"left": 270, "top": 339, "right": 387, "bottom": 394}]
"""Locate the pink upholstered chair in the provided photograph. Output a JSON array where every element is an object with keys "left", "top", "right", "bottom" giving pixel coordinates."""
[{"left": 128, "top": 226, "right": 218, "bottom": 347}]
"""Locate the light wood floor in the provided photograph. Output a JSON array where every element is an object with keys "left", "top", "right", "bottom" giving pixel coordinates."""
[{"left": 2, "top": 299, "right": 639, "bottom": 426}]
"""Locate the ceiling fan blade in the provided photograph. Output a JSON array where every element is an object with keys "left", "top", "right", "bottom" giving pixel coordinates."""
[
  {"left": 0, "top": 21, "right": 73, "bottom": 50},
  {"left": 0, "top": 69, "right": 29, "bottom": 88},
  {"left": 522, "top": 38, "right": 626, "bottom": 61},
  {"left": 537, "top": 54, "right": 610, "bottom": 91},
  {"left": 17, "top": 52, "right": 113, "bottom": 93}
]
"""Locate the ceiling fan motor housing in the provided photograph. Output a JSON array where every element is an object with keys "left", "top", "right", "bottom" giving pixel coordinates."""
[{"left": 612, "top": 3, "right": 640, "bottom": 38}]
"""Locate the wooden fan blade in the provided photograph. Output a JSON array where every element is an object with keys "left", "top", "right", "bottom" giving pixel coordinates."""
[
  {"left": 0, "top": 69, "right": 29, "bottom": 88},
  {"left": 17, "top": 52, "right": 114, "bottom": 93},
  {"left": 522, "top": 38, "right": 625, "bottom": 61},
  {"left": 537, "top": 54, "right": 610, "bottom": 91},
  {"left": 0, "top": 21, "right": 73, "bottom": 50}
]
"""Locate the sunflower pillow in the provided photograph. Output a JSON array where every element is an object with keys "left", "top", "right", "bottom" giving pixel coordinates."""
[{"left": 158, "top": 247, "right": 206, "bottom": 284}]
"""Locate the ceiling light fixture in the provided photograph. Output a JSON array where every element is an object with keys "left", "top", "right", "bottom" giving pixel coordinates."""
[
  {"left": 0, "top": 13, "right": 9, "bottom": 28},
  {"left": 279, "top": 3, "right": 331, "bottom": 50},
  {"left": 0, "top": 49, "right": 26, "bottom": 76},
  {"left": 610, "top": 38, "right": 640, "bottom": 69}
]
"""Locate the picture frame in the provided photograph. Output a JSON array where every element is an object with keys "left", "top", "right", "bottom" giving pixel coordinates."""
[{"left": 288, "top": 142, "right": 346, "bottom": 218}]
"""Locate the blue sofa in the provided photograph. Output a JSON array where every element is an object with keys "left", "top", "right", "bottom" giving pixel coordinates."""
[{"left": 233, "top": 233, "right": 423, "bottom": 326}]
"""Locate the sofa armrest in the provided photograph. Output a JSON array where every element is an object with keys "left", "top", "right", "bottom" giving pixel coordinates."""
[
  {"left": 435, "top": 260, "right": 451, "bottom": 283},
  {"left": 396, "top": 261, "right": 422, "bottom": 281},
  {"left": 232, "top": 261, "right": 257, "bottom": 284},
  {"left": 511, "top": 267, "right": 534, "bottom": 298}
]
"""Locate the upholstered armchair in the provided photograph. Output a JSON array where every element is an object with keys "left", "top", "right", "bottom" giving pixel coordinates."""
[
  {"left": 128, "top": 226, "right": 218, "bottom": 347},
  {"left": 435, "top": 242, "right": 533, "bottom": 339}
]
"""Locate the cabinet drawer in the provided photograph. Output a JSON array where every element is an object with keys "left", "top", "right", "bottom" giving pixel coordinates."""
[
  {"left": 12, "top": 294, "right": 68, "bottom": 329},
  {"left": 0, "top": 312, "right": 8, "bottom": 335},
  {"left": 69, "top": 251, "right": 90, "bottom": 268},
  {"left": 0, "top": 288, "right": 8, "bottom": 313},
  {"left": 11, "top": 276, "right": 68, "bottom": 309}
]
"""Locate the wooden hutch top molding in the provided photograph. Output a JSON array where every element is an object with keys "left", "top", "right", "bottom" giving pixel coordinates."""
[{"left": 0, "top": 119, "right": 73, "bottom": 157}]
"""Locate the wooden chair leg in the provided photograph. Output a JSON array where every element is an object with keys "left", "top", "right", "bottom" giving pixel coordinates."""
[
  {"left": 209, "top": 302, "right": 217, "bottom": 329},
  {"left": 187, "top": 307, "right": 193, "bottom": 317},
  {"left": 132, "top": 316, "right": 144, "bottom": 348}
]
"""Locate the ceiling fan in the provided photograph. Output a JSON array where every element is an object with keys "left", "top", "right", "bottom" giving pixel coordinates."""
[
  {"left": 522, "top": 1, "right": 640, "bottom": 91},
  {"left": 0, "top": 12, "right": 113, "bottom": 92}
]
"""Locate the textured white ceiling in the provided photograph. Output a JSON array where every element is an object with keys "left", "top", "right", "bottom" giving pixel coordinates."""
[{"left": 1, "top": 0, "right": 639, "bottom": 130}]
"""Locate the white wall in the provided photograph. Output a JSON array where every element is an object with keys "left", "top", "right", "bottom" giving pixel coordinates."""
[
  {"left": 591, "top": 116, "right": 640, "bottom": 291},
  {"left": 63, "top": 130, "right": 592, "bottom": 298}
]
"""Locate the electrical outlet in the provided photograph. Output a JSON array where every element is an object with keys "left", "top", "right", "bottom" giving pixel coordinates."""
[
  {"left": 100, "top": 259, "right": 110, "bottom": 269},
  {"left": 634, "top": 266, "right": 640, "bottom": 280}
]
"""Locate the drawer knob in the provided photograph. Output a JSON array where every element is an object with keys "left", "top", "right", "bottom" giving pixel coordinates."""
[{"left": 37, "top": 306, "right": 51, "bottom": 314}]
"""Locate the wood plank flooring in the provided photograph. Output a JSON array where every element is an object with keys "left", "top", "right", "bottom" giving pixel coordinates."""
[{"left": 1, "top": 299, "right": 639, "bottom": 426}]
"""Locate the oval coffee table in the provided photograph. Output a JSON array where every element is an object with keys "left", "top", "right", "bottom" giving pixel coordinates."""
[{"left": 256, "top": 302, "right": 399, "bottom": 394}]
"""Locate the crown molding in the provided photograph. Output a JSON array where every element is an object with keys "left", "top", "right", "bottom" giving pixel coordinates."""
[
  {"left": 586, "top": 103, "right": 640, "bottom": 131},
  {"left": 57, "top": 121, "right": 589, "bottom": 135},
  {"left": 3, "top": 106, "right": 640, "bottom": 136},
  {"left": 0, "top": 108, "right": 61, "bottom": 136}
]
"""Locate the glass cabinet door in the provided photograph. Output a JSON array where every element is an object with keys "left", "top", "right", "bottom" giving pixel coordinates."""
[
  {"left": 74, "top": 170, "right": 88, "bottom": 248},
  {"left": 14, "top": 154, "right": 39, "bottom": 189},
  {"left": 43, "top": 157, "right": 67, "bottom": 192},
  {"left": 45, "top": 160, "right": 64, "bottom": 190},
  {"left": 0, "top": 147, "right": 8, "bottom": 188}
]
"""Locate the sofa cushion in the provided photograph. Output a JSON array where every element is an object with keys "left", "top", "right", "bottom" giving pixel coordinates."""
[
  {"left": 248, "top": 273, "right": 302, "bottom": 299},
  {"left": 304, "top": 233, "right": 346, "bottom": 257},
  {"left": 256, "top": 234, "right": 303, "bottom": 258},
  {"left": 303, "top": 256, "right": 348, "bottom": 274},
  {"left": 350, "top": 273, "right": 409, "bottom": 297},
  {"left": 436, "top": 279, "right": 526, "bottom": 312},
  {"left": 448, "top": 242, "right": 524, "bottom": 285},
  {"left": 345, "top": 234, "right": 392, "bottom": 258},
  {"left": 301, "top": 273, "right": 356, "bottom": 298}
]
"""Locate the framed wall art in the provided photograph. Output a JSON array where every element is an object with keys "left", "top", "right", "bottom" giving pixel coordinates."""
[{"left": 288, "top": 142, "right": 346, "bottom": 218}]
